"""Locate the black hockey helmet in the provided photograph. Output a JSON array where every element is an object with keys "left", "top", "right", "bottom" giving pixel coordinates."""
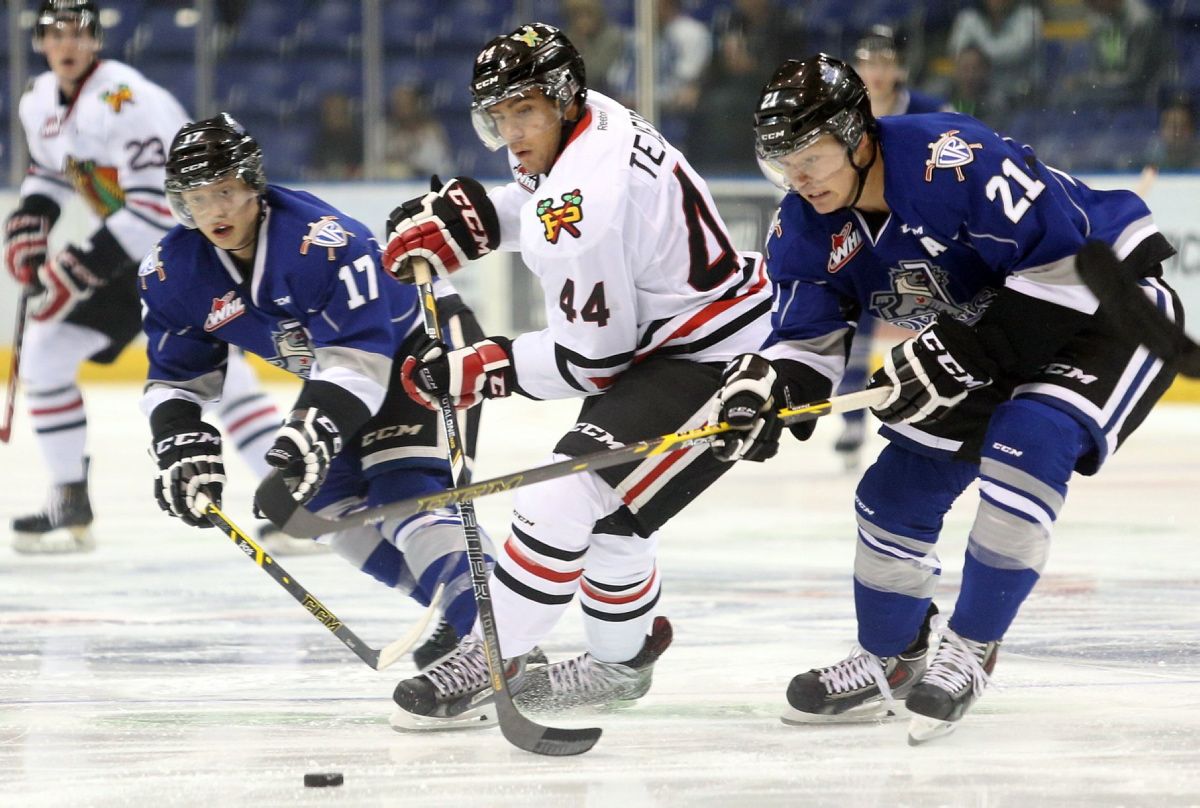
[
  {"left": 165, "top": 113, "right": 266, "bottom": 228},
  {"left": 469, "top": 22, "right": 587, "bottom": 151},
  {"left": 34, "top": 0, "right": 103, "bottom": 46},
  {"left": 754, "top": 54, "right": 876, "bottom": 161},
  {"left": 855, "top": 24, "right": 902, "bottom": 64}
]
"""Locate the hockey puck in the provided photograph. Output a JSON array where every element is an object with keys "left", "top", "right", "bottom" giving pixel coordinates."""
[{"left": 304, "top": 772, "right": 344, "bottom": 788}]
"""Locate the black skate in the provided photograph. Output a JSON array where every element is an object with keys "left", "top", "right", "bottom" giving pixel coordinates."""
[
  {"left": 411, "top": 620, "right": 549, "bottom": 671},
  {"left": 389, "top": 635, "right": 533, "bottom": 731},
  {"left": 515, "top": 616, "right": 673, "bottom": 713},
  {"left": 13, "top": 461, "right": 95, "bottom": 554},
  {"left": 782, "top": 604, "right": 936, "bottom": 724},
  {"left": 905, "top": 617, "right": 999, "bottom": 746}
]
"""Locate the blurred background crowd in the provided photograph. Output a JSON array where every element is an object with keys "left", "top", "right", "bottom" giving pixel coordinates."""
[{"left": 2, "top": 0, "right": 1197, "bottom": 183}]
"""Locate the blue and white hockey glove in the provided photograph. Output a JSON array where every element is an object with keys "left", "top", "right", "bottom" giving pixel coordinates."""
[
  {"left": 708, "top": 354, "right": 783, "bottom": 462},
  {"left": 151, "top": 413, "right": 226, "bottom": 529},
  {"left": 871, "top": 318, "right": 996, "bottom": 425},
  {"left": 265, "top": 407, "right": 343, "bottom": 505}
]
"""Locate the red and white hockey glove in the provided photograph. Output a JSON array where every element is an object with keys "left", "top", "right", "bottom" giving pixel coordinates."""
[
  {"left": 29, "top": 246, "right": 107, "bottom": 322},
  {"left": 870, "top": 318, "right": 996, "bottom": 425},
  {"left": 401, "top": 336, "right": 516, "bottom": 411},
  {"left": 4, "top": 211, "right": 51, "bottom": 286},
  {"left": 383, "top": 176, "right": 500, "bottom": 283}
]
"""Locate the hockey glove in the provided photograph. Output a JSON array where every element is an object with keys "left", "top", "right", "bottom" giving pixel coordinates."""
[
  {"left": 265, "top": 408, "right": 343, "bottom": 504},
  {"left": 708, "top": 354, "right": 784, "bottom": 462},
  {"left": 383, "top": 175, "right": 500, "bottom": 282},
  {"left": 401, "top": 335, "right": 516, "bottom": 411},
  {"left": 29, "top": 245, "right": 108, "bottom": 322},
  {"left": 152, "top": 419, "right": 226, "bottom": 528},
  {"left": 870, "top": 318, "right": 997, "bottom": 426},
  {"left": 4, "top": 210, "right": 51, "bottom": 286}
]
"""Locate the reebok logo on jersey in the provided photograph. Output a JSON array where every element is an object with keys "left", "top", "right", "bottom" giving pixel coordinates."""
[
  {"left": 101, "top": 84, "right": 135, "bottom": 113},
  {"left": 537, "top": 190, "right": 584, "bottom": 243},
  {"left": 204, "top": 291, "right": 246, "bottom": 332},
  {"left": 299, "top": 216, "right": 349, "bottom": 260},
  {"left": 827, "top": 222, "right": 863, "bottom": 273},
  {"left": 924, "top": 130, "right": 983, "bottom": 182}
]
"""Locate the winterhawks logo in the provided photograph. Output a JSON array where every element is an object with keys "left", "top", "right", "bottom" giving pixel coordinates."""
[
  {"left": 924, "top": 130, "right": 983, "bottom": 182},
  {"left": 299, "top": 215, "right": 349, "bottom": 260},
  {"left": 204, "top": 291, "right": 246, "bottom": 332},
  {"left": 537, "top": 190, "right": 584, "bottom": 243},
  {"left": 102, "top": 84, "right": 134, "bottom": 113},
  {"left": 827, "top": 222, "right": 863, "bottom": 273}
]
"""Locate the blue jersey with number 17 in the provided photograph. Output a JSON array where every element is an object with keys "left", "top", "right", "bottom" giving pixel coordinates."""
[
  {"left": 762, "top": 112, "right": 1165, "bottom": 377},
  {"left": 140, "top": 185, "right": 420, "bottom": 414}
]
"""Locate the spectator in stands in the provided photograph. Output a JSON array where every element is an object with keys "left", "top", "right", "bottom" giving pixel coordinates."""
[
  {"left": 688, "top": 0, "right": 805, "bottom": 173},
  {"left": 610, "top": 0, "right": 711, "bottom": 143},
  {"left": 1061, "top": 0, "right": 1165, "bottom": 109},
  {"left": 947, "top": 0, "right": 1042, "bottom": 108},
  {"left": 931, "top": 45, "right": 1007, "bottom": 127},
  {"left": 561, "top": 0, "right": 627, "bottom": 97},
  {"left": 1146, "top": 94, "right": 1200, "bottom": 170},
  {"left": 310, "top": 92, "right": 363, "bottom": 181},
  {"left": 381, "top": 85, "right": 453, "bottom": 180},
  {"left": 854, "top": 26, "right": 948, "bottom": 117}
]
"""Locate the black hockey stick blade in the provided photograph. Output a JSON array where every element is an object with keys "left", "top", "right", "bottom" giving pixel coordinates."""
[
  {"left": 255, "top": 386, "right": 890, "bottom": 538},
  {"left": 1076, "top": 240, "right": 1200, "bottom": 377},
  {"left": 199, "top": 495, "right": 437, "bottom": 670},
  {"left": 496, "top": 698, "right": 602, "bottom": 756}
]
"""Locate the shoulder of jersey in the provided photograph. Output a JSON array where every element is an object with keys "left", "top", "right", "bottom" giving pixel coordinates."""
[
  {"left": 267, "top": 186, "right": 375, "bottom": 263},
  {"left": 83, "top": 60, "right": 176, "bottom": 118},
  {"left": 138, "top": 227, "right": 202, "bottom": 300}
]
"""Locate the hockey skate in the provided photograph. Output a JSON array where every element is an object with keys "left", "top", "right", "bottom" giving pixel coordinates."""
[
  {"left": 834, "top": 417, "right": 866, "bottom": 471},
  {"left": 256, "top": 523, "right": 329, "bottom": 556},
  {"left": 13, "top": 463, "right": 95, "bottom": 554},
  {"left": 515, "top": 616, "right": 673, "bottom": 713},
  {"left": 905, "top": 617, "right": 998, "bottom": 746},
  {"left": 411, "top": 620, "right": 549, "bottom": 671},
  {"left": 782, "top": 604, "right": 936, "bottom": 724},
  {"left": 389, "top": 634, "right": 535, "bottom": 731}
]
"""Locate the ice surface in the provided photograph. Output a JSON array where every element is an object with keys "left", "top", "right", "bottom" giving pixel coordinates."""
[{"left": 1, "top": 386, "right": 1197, "bottom": 807}]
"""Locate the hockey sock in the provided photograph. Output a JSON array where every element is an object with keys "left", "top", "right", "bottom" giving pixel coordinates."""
[{"left": 28, "top": 383, "right": 87, "bottom": 484}]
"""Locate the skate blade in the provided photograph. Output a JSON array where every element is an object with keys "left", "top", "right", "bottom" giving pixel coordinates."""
[
  {"left": 388, "top": 706, "right": 497, "bottom": 732},
  {"left": 906, "top": 714, "right": 957, "bottom": 746},
  {"left": 13, "top": 528, "right": 96, "bottom": 555},
  {"left": 781, "top": 701, "right": 906, "bottom": 726}
]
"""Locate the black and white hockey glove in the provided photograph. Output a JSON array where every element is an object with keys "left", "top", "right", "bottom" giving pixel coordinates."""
[
  {"left": 265, "top": 408, "right": 343, "bottom": 504},
  {"left": 708, "top": 354, "right": 784, "bottom": 462},
  {"left": 401, "top": 335, "right": 516, "bottom": 411},
  {"left": 383, "top": 175, "right": 500, "bottom": 282},
  {"left": 151, "top": 417, "right": 226, "bottom": 528},
  {"left": 4, "top": 210, "right": 51, "bottom": 286},
  {"left": 870, "top": 318, "right": 996, "bottom": 426}
]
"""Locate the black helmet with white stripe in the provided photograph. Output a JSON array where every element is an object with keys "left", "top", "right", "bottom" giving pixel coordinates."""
[
  {"left": 165, "top": 113, "right": 266, "bottom": 228},
  {"left": 34, "top": 0, "right": 102, "bottom": 46}
]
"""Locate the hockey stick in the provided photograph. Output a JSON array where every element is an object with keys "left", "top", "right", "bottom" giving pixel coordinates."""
[
  {"left": 198, "top": 494, "right": 442, "bottom": 671},
  {"left": 256, "top": 385, "right": 890, "bottom": 539},
  {"left": 1075, "top": 240, "right": 1200, "bottom": 378},
  {"left": 412, "top": 258, "right": 600, "bottom": 757},
  {"left": 0, "top": 290, "right": 30, "bottom": 443}
]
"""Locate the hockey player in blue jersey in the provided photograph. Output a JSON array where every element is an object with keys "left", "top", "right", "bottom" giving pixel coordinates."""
[
  {"left": 138, "top": 114, "right": 489, "bottom": 668},
  {"left": 708, "top": 55, "right": 1182, "bottom": 743},
  {"left": 833, "top": 26, "right": 953, "bottom": 469}
]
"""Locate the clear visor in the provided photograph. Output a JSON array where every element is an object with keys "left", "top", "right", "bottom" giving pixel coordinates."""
[
  {"left": 471, "top": 86, "right": 564, "bottom": 152},
  {"left": 34, "top": 16, "right": 98, "bottom": 49},
  {"left": 168, "top": 177, "right": 258, "bottom": 230},
  {"left": 757, "top": 136, "right": 851, "bottom": 193}
]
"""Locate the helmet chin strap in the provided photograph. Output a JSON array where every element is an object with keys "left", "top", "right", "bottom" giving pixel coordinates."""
[{"left": 847, "top": 136, "right": 878, "bottom": 210}]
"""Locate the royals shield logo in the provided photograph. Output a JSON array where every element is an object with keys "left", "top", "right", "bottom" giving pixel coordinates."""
[
  {"left": 300, "top": 216, "right": 349, "bottom": 260},
  {"left": 924, "top": 130, "right": 983, "bottom": 182}
]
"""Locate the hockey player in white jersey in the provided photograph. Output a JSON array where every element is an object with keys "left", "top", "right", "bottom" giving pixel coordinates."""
[
  {"left": 4, "top": 1, "right": 282, "bottom": 554},
  {"left": 382, "top": 23, "right": 775, "bottom": 728}
]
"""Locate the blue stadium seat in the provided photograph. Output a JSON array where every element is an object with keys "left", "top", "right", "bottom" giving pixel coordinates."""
[
  {"left": 129, "top": 7, "right": 197, "bottom": 59},
  {"left": 292, "top": 0, "right": 361, "bottom": 56},
  {"left": 254, "top": 122, "right": 312, "bottom": 182},
  {"left": 224, "top": 2, "right": 298, "bottom": 57},
  {"left": 382, "top": 0, "right": 442, "bottom": 50},
  {"left": 216, "top": 59, "right": 294, "bottom": 121},
  {"left": 99, "top": 0, "right": 144, "bottom": 57}
]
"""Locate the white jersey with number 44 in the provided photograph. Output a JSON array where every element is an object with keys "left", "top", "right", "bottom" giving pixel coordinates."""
[{"left": 487, "top": 90, "right": 772, "bottom": 400}]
